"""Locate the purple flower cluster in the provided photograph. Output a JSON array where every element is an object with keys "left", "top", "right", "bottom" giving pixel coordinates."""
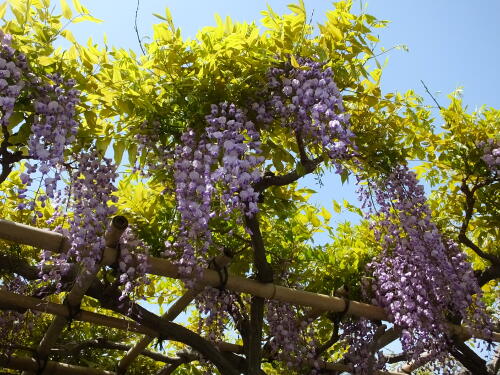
[
  {"left": 479, "top": 138, "right": 500, "bottom": 174},
  {"left": 169, "top": 128, "right": 216, "bottom": 283},
  {"left": 0, "top": 32, "right": 27, "bottom": 128},
  {"left": 39, "top": 152, "right": 118, "bottom": 288},
  {"left": 169, "top": 103, "right": 264, "bottom": 284},
  {"left": 23, "top": 74, "right": 80, "bottom": 204},
  {"left": 342, "top": 319, "right": 387, "bottom": 374},
  {"left": 206, "top": 103, "right": 264, "bottom": 216},
  {"left": 254, "top": 58, "right": 355, "bottom": 171},
  {"left": 0, "top": 32, "right": 80, "bottom": 216},
  {"left": 360, "top": 165, "right": 491, "bottom": 364},
  {"left": 67, "top": 152, "right": 118, "bottom": 271},
  {"left": 266, "top": 301, "right": 319, "bottom": 371},
  {"left": 196, "top": 287, "right": 238, "bottom": 342},
  {"left": 117, "top": 227, "right": 151, "bottom": 302}
]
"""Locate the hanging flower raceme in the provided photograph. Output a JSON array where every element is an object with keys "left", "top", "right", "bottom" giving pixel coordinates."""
[
  {"left": 24, "top": 74, "right": 80, "bottom": 206},
  {"left": 117, "top": 227, "right": 151, "bottom": 303},
  {"left": 39, "top": 151, "right": 119, "bottom": 290},
  {"left": 265, "top": 301, "right": 320, "bottom": 372},
  {"left": 0, "top": 32, "right": 27, "bottom": 128},
  {"left": 342, "top": 318, "right": 387, "bottom": 375},
  {"left": 357, "top": 165, "right": 491, "bottom": 368},
  {"left": 168, "top": 103, "right": 264, "bottom": 283},
  {"left": 206, "top": 102, "right": 264, "bottom": 217},
  {"left": 479, "top": 138, "right": 500, "bottom": 174},
  {"left": 253, "top": 58, "right": 356, "bottom": 172}
]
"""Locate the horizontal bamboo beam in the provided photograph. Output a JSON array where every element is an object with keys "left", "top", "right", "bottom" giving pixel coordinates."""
[
  {"left": 0, "top": 291, "right": 407, "bottom": 375},
  {"left": 0, "top": 354, "right": 115, "bottom": 375},
  {"left": 0, "top": 219, "right": 498, "bottom": 343},
  {"left": 117, "top": 254, "right": 232, "bottom": 373},
  {"left": 0, "top": 290, "right": 154, "bottom": 336}
]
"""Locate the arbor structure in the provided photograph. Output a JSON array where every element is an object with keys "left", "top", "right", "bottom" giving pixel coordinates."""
[{"left": 0, "top": 1, "right": 498, "bottom": 374}]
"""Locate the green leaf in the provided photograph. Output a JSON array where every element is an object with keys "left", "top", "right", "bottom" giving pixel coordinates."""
[
  {"left": 153, "top": 13, "right": 168, "bottom": 21},
  {"left": 60, "top": 0, "right": 73, "bottom": 19},
  {"left": 321, "top": 207, "right": 332, "bottom": 222},
  {"left": 95, "top": 137, "right": 111, "bottom": 154},
  {"left": 61, "top": 29, "right": 76, "bottom": 43},
  {"left": 73, "top": 14, "right": 103, "bottom": 23},
  {"left": 113, "top": 140, "right": 126, "bottom": 165},
  {"left": 340, "top": 169, "right": 349, "bottom": 184},
  {"left": 72, "top": 0, "right": 85, "bottom": 13},
  {"left": 333, "top": 200, "right": 342, "bottom": 213},
  {"left": 38, "top": 56, "right": 55, "bottom": 66},
  {"left": 311, "top": 214, "right": 321, "bottom": 227},
  {"left": 128, "top": 143, "right": 138, "bottom": 165},
  {"left": 290, "top": 55, "right": 300, "bottom": 68},
  {"left": 0, "top": 3, "right": 7, "bottom": 19}
]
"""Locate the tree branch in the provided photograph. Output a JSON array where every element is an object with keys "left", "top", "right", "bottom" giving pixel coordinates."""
[
  {"left": 476, "top": 264, "right": 500, "bottom": 287},
  {"left": 315, "top": 322, "right": 339, "bottom": 357},
  {"left": 85, "top": 281, "right": 240, "bottom": 375},
  {"left": 244, "top": 214, "right": 273, "bottom": 374},
  {"left": 0, "top": 255, "right": 239, "bottom": 375},
  {"left": 295, "top": 130, "right": 309, "bottom": 164},
  {"left": 459, "top": 181, "right": 500, "bottom": 266},
  {"left": 52, "top": 338, "right": 178, "bottom": 364},
  {"left": 254, "top": 156, "right": 322, "bottom": 192},
  {"left": 0, "top": 122, "right": 27, "bottom": 184},
  {"left": 134, "top": 0, "right": 146, "bottom": 55},
  {"left": 449, "top": 339, "right": 490, "bottom": 375}
]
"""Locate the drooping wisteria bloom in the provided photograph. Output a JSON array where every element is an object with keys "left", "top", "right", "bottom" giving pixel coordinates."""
[
  {"left": 253, "top": 58, "right": 356, "bottom": 172},
  {"left": 168, "top": 103, "right": 265, "bottom": 286},
  {"left": 117, "top": 227, "right": 151, "bottom": 304},
  {"left": 342, "top": 318, "right": 387, "bottom": 375},
  {"left": 266, "top": 300, "right": 320, "bottom": 372},
  {"left": 479, "top": 138, "right": 500, "bottom": 174},
  {"left": 355, "top": 165, "right": 491, "bottom": 369},
  {"left": 39, "top": 151, "right": 119, "bottom": 290}
]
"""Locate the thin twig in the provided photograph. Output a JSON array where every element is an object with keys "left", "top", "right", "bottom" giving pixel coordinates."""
[
  {"left": 134, "top": 0, "right": 146, "bottom": 55},
  {"left": 420, "top": 80, "right": 442, "bottom": 110}
]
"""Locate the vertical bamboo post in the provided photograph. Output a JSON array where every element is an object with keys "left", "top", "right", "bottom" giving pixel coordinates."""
[
  {"left": 116, "top": 254, "right": 232, "bottom": 373},
  {"left": 22, "top": 216, "right": 128, "bottom": 375}
]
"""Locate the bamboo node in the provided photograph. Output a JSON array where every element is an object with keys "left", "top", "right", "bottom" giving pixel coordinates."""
[
  {"left": 209, "top": 257, "right": 228, "bottom": 291},
  {"left": 269, "top": 284, "right": 277, "bottom": 300}
]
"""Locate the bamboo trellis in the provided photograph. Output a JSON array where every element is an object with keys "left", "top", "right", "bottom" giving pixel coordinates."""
[
  {"left": 0, "top": 218, "right": 498, "bottom": 374},
  {"left": 117, "top": 254, "right": 232, "bottom": 373},
  {"left": 20, "top": 216, "right": 128, "bottom": 375},
  {"left": 0, "top": 290, "right": 409, "bottom": 375}
]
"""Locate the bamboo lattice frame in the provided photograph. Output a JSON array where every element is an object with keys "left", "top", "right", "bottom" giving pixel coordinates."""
[{"left": 0, "top": 218, "right": 497, "bottom": 374}]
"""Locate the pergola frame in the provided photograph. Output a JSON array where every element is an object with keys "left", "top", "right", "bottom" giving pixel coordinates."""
[{"left": 0, "top": 218, "right": 497, "bottom": 374}]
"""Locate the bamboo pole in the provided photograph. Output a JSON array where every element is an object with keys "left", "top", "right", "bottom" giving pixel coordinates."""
[
  {"left": 33, "top": 216, "right": 128, "bottom": 363},
  {"left": 399, "top": 351, "right": 432, "bottom": 373},
  {"left": 0, "top": 355, "right": 116, "bottom": 375},
  {"left": 0, "top": 290, "right": 486, "bottom": 375},
  {"left": 117, "top": 254, "right": 232, "bottom": 373},
  {"left": 0, "top": 290, "right": 154, "bottom": 336},
  {"left": 0, "top": 218, "right": 71, "bottom": 252},
  {"left": 0, "top": 219, "right": 498, "bottom": 343}
]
